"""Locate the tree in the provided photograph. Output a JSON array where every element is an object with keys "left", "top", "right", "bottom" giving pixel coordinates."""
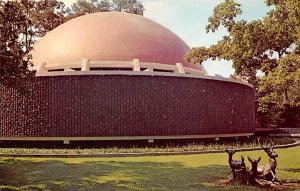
[
  {"left": 258, "top": 54, "right": 300, "bottom": 126},
  {"left": 205, "top": 0, "right": 242, "bottom": 33},
  {"left": 258, "top": 0, "right": 300, "bottom": 126},
  {"left": 279, "top": 0, "right": 300, "bottom": 52},
  {"left": 31, "top": 0, "right": 69, "bottom": 37},
  {"left": 186, "top": 0, "right": 300, "bottom": 127},
  {"left": 0, "top": 0, "right": 69, "bottom": 86},
  {"left": 67, "top": 0, "right": 144, "bottom": 20},
  {"left": 0, "top": 1, "right": 35, "bottom": 86},
  {"left": 112, "top": 0, "right": 144, "bottom": 15}
]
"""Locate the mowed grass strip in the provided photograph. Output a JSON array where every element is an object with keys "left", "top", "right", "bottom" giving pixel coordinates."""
[
  {"left": 0, "top": 146, "right": 299, "bottom": 191},
  {"left": 0, "top": 138, "right": 294, "bottom": 155}
]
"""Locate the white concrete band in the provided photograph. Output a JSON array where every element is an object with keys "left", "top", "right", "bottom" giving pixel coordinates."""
[
  {"left": 0, "top": 133, "right": 253, "bottom": 141},
  {"left": 34, "top": 59, "right": 206, "bottom": 75}
]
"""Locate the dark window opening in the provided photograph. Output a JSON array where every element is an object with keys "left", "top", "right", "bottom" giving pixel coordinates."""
[
  {"left": 48, "top": 69, "right": 64, "bottom": 72},
  {"left": 90, "top": 67, "right": 133, "bottom": 71},
  {"left": 153, "top": 69, "right": 173, "bottom": 73},
  {"left": 71, "top": 68, "right": 81, "bottom": 71}
]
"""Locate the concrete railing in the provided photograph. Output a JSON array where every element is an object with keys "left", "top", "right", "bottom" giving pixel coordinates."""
[
  {"left": 35, "top": 59, "right": 206, "bottom": 76},
  {"left": 34, "top": 58, "right": 253, "bottom": 88}
]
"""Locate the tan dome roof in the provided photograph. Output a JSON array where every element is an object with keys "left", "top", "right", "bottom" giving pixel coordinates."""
[{"left": 32, "top": 12, "right": 206, "bottom": 72}]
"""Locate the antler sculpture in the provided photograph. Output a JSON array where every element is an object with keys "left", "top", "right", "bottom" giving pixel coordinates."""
[{"left": 256, "top": 137, "right": 280, "bottom": 183}]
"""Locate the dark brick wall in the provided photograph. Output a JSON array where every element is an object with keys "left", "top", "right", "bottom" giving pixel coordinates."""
[{"left": 0, "top": 75, "right": 255, "bottom": 137}]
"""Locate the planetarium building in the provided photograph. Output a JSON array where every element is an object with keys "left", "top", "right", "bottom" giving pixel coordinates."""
[{"left": 0, "top": 12, "right": 255, "bottom": 142}]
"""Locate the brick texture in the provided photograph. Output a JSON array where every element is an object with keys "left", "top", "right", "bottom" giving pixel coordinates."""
[{"left": 0, "top": 75, "right": 255, "bottom": 138}]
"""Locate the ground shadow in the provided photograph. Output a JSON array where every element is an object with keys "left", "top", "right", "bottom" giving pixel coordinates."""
[
  {"left": 284, "top": 168, "right": 300, "bottom": 173},
  {"left": 0, "top": 158, "right": 296, "bottom": 191},
  {"left": 0, "top": 158, "right": 221, "bottom": 191}
]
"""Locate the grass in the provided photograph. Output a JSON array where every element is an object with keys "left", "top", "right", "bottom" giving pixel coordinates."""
[
  {"left": 0, "top": 137, "right": 295, "bottom": 155},
  {"left": 0, "top": 146, "right": 299, "bottom": 190}
]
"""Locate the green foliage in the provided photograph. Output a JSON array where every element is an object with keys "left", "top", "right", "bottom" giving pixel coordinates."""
[
  {"left": 112, "top": 0, "right": 144, "bottom": 14},
  {"left": 184, "top": 47, "right": 210, "bottom": 64},
  {"left": 186, "top": 0, "right": 300, "bottom": 126},
  {"left": 0, "top": 1, "right": 34, "bottom": 86},
  {"left": 206, "top": 0, "right": 242, "bottom": 32},
  {"left": 258, "top": 54, "right": 300, "bottom": 126},
  {"left": 31, "top": 0, "right": 69, "bottom": 37},
  {"left": 67, "top": 0, "right": 144, "bottom": 20}
]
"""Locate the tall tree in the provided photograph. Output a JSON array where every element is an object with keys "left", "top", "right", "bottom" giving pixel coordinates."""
[
  {"left": 0, "top": 0, "right": 69, "bottom": 86},
  {"left": 0, "top": 1, "right": 35, "bottom": 86},
  {"left": 258, "top": 0, "right": 300, "bottom": 126},
  {"left": 186, "top": 0, "right": 300, "bottom": 127}
]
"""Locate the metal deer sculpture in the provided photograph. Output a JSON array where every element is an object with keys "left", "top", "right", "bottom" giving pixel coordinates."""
[
  {"left": 226, "top": 149, "right": 246, "bottom": 182},
  {"left": 257, "top": 137, "right": 280, "bottom": 183},
  {"left": 247, "top": 156, "right": 261, "bottom": 186}
]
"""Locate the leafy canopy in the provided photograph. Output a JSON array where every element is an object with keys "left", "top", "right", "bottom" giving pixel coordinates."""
[{"left": 0, "top": 0, "right": 69, "bottom": 86}]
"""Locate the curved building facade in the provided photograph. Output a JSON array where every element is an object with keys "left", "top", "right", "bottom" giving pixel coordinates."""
[{"left": 0, "top": 12, "right": 255, "bottom": 141}]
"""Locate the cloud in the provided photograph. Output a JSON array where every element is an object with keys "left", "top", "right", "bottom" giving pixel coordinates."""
[
  {"left": 63, "top": 0, "right": 77, "bottom": 7},
  {"left": 203, "top": 60, "right": 234, "bottom": 77}
]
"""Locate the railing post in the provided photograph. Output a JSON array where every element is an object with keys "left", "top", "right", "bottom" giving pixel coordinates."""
[
  {"left": 81, "top": 58, "right": 90, "bottom": 71},
  {"left": 133, "top": 59, "right": 140, "bottom": 71},
  {"left": 175, "top": 63, "right": 185, "bottom": 74},
  {"left": 36, "top": 62, "right": 48, "bottom": 73}
]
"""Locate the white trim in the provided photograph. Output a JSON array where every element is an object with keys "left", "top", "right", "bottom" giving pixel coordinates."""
[
  {"left": 36, "top": 71, "right": 253, "bottom": 88},
  {"left": 0, "top": 133, "right": 253, "bottom": 141},
  {"left": 34, "top": 60, "right": 206, "bottom": 75}
]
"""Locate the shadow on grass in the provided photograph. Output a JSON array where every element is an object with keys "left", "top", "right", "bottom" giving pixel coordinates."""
[
  {"left": 284, "top": 168, "right": 300, "bottom": 173},
  {"left": 0, "top": 158, "right": 280, "bottom": 191}
]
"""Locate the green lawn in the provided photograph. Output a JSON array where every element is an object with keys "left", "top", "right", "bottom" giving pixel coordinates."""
[{"left": 0, "top": 146, "right": 299, "bottom": 191}]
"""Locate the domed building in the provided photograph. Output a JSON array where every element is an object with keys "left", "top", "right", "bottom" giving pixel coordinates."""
[{"left": 0, "top": 12, "right": 255, "bottom": 143}]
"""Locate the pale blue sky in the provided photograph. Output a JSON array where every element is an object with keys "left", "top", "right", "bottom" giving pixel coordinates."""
[{"left": 64, "top": 0, "right": 271, "bottom": 76}]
